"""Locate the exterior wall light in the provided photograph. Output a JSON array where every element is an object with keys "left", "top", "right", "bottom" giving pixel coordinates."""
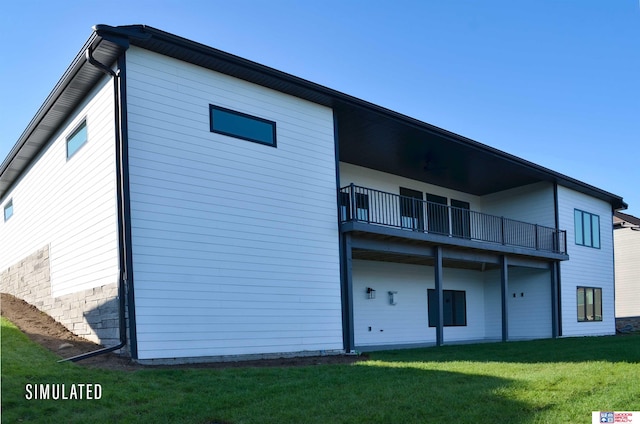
[
  {"left": 366, "top": 287, "right": 376, "bottom": 299},
  {"left": 388, "top": 291, "right": 397, "bottom": 305}
]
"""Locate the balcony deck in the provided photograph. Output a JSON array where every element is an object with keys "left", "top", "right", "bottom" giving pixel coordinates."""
[{"left": 339, "top": 184, "right": 568, "bottom": 262}]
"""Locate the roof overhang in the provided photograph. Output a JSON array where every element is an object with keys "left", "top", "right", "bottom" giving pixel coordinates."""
[
  {"left": 0, "top": 24, "right": 627, "bottom": 211},
  {"left": 614, "top": 211, "right": 640, "bottom": 229},
  {"left": 0, "top": 30, "right": 129, "bottom": 198}
]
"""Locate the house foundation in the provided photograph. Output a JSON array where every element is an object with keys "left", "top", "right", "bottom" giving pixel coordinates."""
[{"left": 616, "top": 317, "right": 640, "bottom": 333}]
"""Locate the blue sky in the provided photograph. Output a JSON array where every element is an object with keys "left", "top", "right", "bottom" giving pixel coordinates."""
[{"left": 1, "top": 0, "right": 638, "bottom": 215}]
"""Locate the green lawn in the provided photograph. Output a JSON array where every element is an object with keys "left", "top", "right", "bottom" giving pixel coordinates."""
[{"left": 2, "top": 316, "right": 639, "bottom": 423}]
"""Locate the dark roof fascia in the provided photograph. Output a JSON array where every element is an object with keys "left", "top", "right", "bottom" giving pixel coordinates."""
[{"left": 0, "top": 24, "right": 627, "bottom": 211}]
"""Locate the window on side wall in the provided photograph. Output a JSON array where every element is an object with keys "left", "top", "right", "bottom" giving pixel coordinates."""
[
  {"left": 574, "top": 209, "right": 600, "bottom": 248},
  {"left": 577, "top": 287, "right": 602, "bottom": 322},
  {"left": 427, "top": 289, "right": 467, "bottom": 327},
  {"left": 3, "top": 199, "right": 13, "bottom": 222},
  {"left": 66, "top": 120, "right": 88, "bottom": 159},
  {"left": 210, "top": 105, "right": 276, "bottom": 147}
]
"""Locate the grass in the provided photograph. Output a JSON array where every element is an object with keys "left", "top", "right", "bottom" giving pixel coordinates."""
[{"left": 2, "top": 317, "right": 639, "bottom": 424}]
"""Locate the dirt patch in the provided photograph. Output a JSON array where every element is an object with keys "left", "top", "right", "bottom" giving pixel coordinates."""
[
  {"left": 1, "top": 293, "right": 365, "bottom": 370},
  {"left": 1, "top": 293, "right": 138, "bottom": 370}
]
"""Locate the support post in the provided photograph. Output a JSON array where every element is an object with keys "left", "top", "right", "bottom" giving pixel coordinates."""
[
  {"left": 435, "top": 246, "right": 444, "bottom": 346},
  {"left": 341, "top": 234, "right": 355, "bottom": 352},
  {"left": 500, "top": 255, "right": 509, "bottom": 342},
  {"left": 550, "top": 262, "right": 559, "bottom": 338}
]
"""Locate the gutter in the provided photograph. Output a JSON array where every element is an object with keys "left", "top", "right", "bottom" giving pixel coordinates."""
[{"left": 59, "top": 46, "right": 132, "bottom": 362}]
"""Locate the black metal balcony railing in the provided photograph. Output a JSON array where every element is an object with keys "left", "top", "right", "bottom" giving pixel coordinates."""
[{"left": 339, "top": 184, "right": 567, "bottom": 255}]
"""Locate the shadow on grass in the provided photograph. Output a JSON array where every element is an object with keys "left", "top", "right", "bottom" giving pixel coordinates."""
[
  {"left": 369, "top": 334, "right": 640, "bottom": 364},
  {"left": 230, "top": 364, "right": 534, "bottom": 424}
]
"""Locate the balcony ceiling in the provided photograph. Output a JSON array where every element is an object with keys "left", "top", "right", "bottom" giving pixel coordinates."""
[{"left": 336, "top": 103, "right": 552, "bottom": 196}]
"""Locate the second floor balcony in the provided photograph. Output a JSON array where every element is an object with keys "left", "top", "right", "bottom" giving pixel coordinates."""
[{"left": 339, "top": 184, "right": 567, "bottom": 257}]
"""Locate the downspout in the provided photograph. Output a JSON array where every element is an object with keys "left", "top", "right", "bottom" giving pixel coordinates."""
[
  {"left": 59, "top": 47, "right": 129, "bottom": 362},
  {"left": 553, "top": 182, "right": 562, "bottom": 337},
  {"left": 334, "top": 110, "right": 356, "bottom": 354}
]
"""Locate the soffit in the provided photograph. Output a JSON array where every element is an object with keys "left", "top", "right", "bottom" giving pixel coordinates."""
[{"left": 0, "top": 35, "right": 126, "bottom": 199}]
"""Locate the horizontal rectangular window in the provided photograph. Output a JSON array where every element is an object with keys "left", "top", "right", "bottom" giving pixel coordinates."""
[
  {"left": 428, "top": 289, "right": 467, "bottom": 327},
  {"left": 210, "top": 105, "right": 276, "bottom": 147},
  {"left": 577, "top": 286, "right": 602, "bottom": 322},
  {"left": 3, "top": 199, "right": 13, "bottom": 221},
  {"left": 574, "top": 209, "right": 600, "bottom": 248},
  {"left": 66, "top": 120, "right": 88, "bottom": 159}
]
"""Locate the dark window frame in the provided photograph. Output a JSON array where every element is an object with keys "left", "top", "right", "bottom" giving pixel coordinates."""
[
  {"left": 427, "top": 289, "right": 467, "bottom": 327},
  {"left": 426, "top": 193, "right": 449, "bottom": 235},
  {"left": 577, "top": 286, "right": 602, "bottom": 322},
  {"left": 399, "top": 187, "right": 424, "bottom": 230},
  {"left": 574, "top": 209, "right": 600, "bottom": 249},
  {"left": 451, "top": 199, "right": 471, "bottom": 239},
  {"left": 66, "top": 119, "right": 88, "bottom": 159},
  {"left": 209, "top": 104, "right": 277, "bottom": 147},
  {"left": 3, "top": 199, "right": 13, "bottom": 222}
]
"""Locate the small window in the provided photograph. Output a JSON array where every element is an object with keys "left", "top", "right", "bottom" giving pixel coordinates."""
[
  {"left": 3, "top": 200, "right": 13, "bottom": 221},
  {"left": 66, "top": 120, "right": 88, "bottom": 159},
  {"left": 428, "top": 289, "right": 467, "bottom": 327},
  {"left": 210, "top": 105, "right": 276, "bottom": 147},
  {"left": 574, "top": 209, "right": 600, "bottom": 248},
  {"left": 577, "top": 287, "right": 602, "bottom": 322}
]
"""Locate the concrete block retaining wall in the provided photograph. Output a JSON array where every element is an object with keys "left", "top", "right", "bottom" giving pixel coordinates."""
[
  {"left": 0, "top": 245, "right": 126, "bottom": 354},
  {"left": 616, "top": 316, "right": 640, "bottom": 333}
]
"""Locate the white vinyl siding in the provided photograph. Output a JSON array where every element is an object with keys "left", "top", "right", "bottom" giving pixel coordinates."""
[
  {"left": 353, "top": 261, "right": 485, "bottom": 347},
  {"left": 614, "top": 226, "right": 640, "bottom": 318},
  {"left": 481, "top": 266, "right": 553, "bottom": 341},
  {"left": 481, "top": 182, "right": 555, "bottom": 228},
  {"left": 352, "top": 260, "right": 553, "bottom": 348},
  {"left": 125, "top": 47, "right": 342, "bottom": 360},
  {"left": 506, "top": 267, "right": 552, "bottom": 339},
  {"left": 353, "top": 261, "right": 437, "bottom": 347},
  {"left": 0, "top": 77, "right": 118, "bottom": 296},
  {"left": 557, "top": 185, "right": 615, "bottom": 336}
]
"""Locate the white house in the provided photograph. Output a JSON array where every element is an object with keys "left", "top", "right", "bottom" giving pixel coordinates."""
[
  {"left": 613, "top": 211, "right": 640, "bottom": 332},
  {"left": 0, "top": 25, "right": 627, "bottom": 363}
]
